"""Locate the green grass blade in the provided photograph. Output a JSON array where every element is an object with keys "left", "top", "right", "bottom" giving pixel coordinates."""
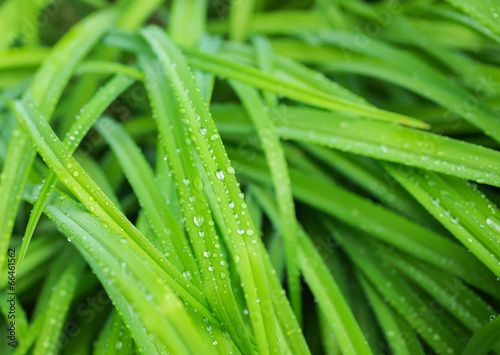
[
  {"left": 230, "top": 81, "right": 302, "bottom": 324},
  {"left": 379, "top": 244, "right": 497, "bottom": 334},
  {"left": 22, "top": 184, "right": 209, "bottom": 354},
  {"left": 75, "top": 61, "right": 144, "bottom": 80},
  {"left": 331, "top": 226, "right": 463, "bottom": 355},
  {"left": 312, "top": 30, "right": 500, "bottom": 143},
  {"left": 462, "top": 316, "right": 500, "bottom": 355},
  {"left": 169, "top": 0, "right": 207, "bottom": 47},
  {"left": 228, "top": 148, "right": 500, "bottom": 296},
  {"left": 102, "top": 29, "right": 427, "bottom": 128},
  {"left": 96, "top": 116, "right": 199, "bottom": 278},
  {"left": 301, "top": 143, "right": 442, "bottom": 229},
  {"left": 229, "top": 0, "right": 255, "bottom": 42},
  {"left": 271, "top": 106, "right": 500, "bottom": 187},
  {"left": 444, "top": 0, "right": 500, "bottom": 36},
  {"left": 209, "top": 104, "right": 500, "bottom": 188},
  {"left": 34, "top": 248, "right": 86, "bottom": 354},
  {"left": 139, "top": 41, "right": 258, "bottom": 355},
  {"left": 138, "top": 53, "right": 257, "bottom": 354},
  {"left": 95, "top": 310, "right": 134, "bottom": 355},
  {"left": 252, "top": 185, "right": 373, "bottom": 355},
  {"left": 0, "top": 48, "right": 49, "bottom": 70},
  {"left": 385, "top": 164, "right": 500, "bottom": 278},
  {"left": 358, "top": 274, "right": 425, "bottom": 355},
  {"left": 414, "top": 4, "right": 500, "bottom": 46},
  {"left": 141, "top": 26, "right": 283, "bottom": 354},
  {"left": 0, "top": 8, "right": 116, "bottom": 277},
  {"left": 12, "top": 99, "right": 220, "bottom": 325},
  {"left": 183, "top": 48, "right": 428, "bottom": 128},
  {"left": 17, "top": 74, "right": 135, "bottom": 272}
]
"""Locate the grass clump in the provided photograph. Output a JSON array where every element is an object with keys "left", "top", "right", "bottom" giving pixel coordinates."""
[{"left": 1, "top": 0, "right": 500, "bottom": 354}]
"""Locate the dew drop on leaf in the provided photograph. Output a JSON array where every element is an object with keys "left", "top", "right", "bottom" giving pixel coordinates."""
[
  {"left": 194, "top": 215, "right": 205, "bottom": 227},
  {"left": 216, "top": 169, "right": 225, "bottom": 180}
]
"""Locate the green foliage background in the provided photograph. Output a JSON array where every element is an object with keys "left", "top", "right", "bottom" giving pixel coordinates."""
[{"left": 0, "top": 0, "right": 500, "bottom": 354}]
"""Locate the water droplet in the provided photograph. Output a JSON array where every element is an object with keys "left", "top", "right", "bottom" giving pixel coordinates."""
[
  {"left": 210, "top": 134, "right": 219, "bottom": 141},
  {"left": 486, "top": 216, "right": 500, "bottom": 234},
  {"left": 216, "top": 169, "right": 225, "bottom": 180},
  {"left": 194, "top": 216, "right": 205, "bottom": 227},
  {"left": 194, "top": 177, "right": 204, "bottom": 191}
]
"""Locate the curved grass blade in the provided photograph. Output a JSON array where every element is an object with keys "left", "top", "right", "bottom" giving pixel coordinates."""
[
  {"left": 0, "top": 48, "right": 50, "bottom": 70},
  {"left": 0, "top": 8, "right": 116, "bottom": 277},
  {"left": 140, "top": 26, "right": 283, "bottom": 354},
  {"left": 219, "top": 41, "right": 370, "bottom": 105},
  {"left": 311, "top": 30, "right": 500, "bottom": 143},
  {"left": 96, "top": 116, "right": 200, "bottom": 281},
  {"left": 301, "top": 143, "right": 443, "bottom": 230},
  {"left": 410, "top": 4, "right": 500, "bottom": 46},
  {"left": 94, "top": 310, "right": 134, "bottom": 355},
  {"left": 13, "top": 312, "right": 43, "bottom": 355},
  {"left": 183, "top": 47, "right": 427, "bottom": 128},
  {"left": 22, "top": 183, "right": 210, "bottom": 355},
  {"left": 195, "top": 35, "right": 222, "bottom": 103},
  {"left": 138, "top": 51, "right": 255, "bottom": 355},
  {"left": 385, "top": 164, "right": 500, "bottom": 278},
  {"left": 229, "top": 0, "right": 255, "bottom": 42},
  {"left": 331, "top": 225, "right": 463, "bottom": 355},
  {"left": 230, "top": 81, "right": 302, "bottom": 324},
  {"left": 75, "top": 61, "right": 144, "bottom": 80},
  {"left": 102, "top": 29, "right": 428, "bottom": 128},
  {"left": 16, "top": 74, "right": 135, "bottom": 272},
  {"left": 443, "top": 0, "right": 500, "bottom": 36},
  {"left": 378, "top": 243, "right": 497, "bottom": 335},
  {"left": 210, "top": 103, "right": 500, "bottom": 188},
  {"left": 462, "top": 316, "right": 500, "bottom": 355},
  {"left": 169, "top": 0, "right": 207, "bottom": 47},
  {"left": 34, "top": 248, "right": 86, "bottom": 354},
  {"left": 271, "top": 106, "right": 500, "bottom": 188},
  {"left": 12, "top": 99, "right": 220, "bottom": 326},
  {"left": 228, "top": 147, "right": 500, "bottom": 296},
  {"left": 252, "top": 185, "right": 373, "bottom": 355},
  {"left": 358, "top": 274, "right": 425, "bottom": 355}
]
